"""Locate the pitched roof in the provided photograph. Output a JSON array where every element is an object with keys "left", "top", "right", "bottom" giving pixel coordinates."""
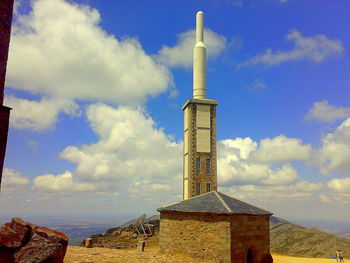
[{"left": 157, "top": 191, "right": 272, "bottom": 215}]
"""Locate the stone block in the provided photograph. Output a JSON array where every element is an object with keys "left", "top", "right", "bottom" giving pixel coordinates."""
[{"left": 85, "top": 238, "right": 93, "bottom": 248}]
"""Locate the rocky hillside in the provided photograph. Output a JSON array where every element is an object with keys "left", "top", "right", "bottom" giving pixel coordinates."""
[
  {"left": 270, "top": 216, "right": 350, "bottom": 258},
  {"left": 83, "top": 215, "right": 350, "bottom": 258}
]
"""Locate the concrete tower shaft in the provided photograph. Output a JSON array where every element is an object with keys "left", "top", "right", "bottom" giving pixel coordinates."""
[{"left": 193, "top": 11, "right": 206, "bottom": 100}]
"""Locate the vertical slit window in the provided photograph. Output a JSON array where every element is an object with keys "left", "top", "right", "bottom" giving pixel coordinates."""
[
  {"left": 196, "top": 183, "right": 201, "bottom": 195},
  {"left": 206, "top": 183, "right": 211, "bottom": 192},
  {"left": 206, "top": 158, "right": 210, "bottom": 175},
  {"left": 196, "top": 157, "right": 200, "bottom": 174}
]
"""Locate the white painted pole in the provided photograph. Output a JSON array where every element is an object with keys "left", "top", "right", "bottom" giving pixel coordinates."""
[{"left": 193, "top": 11, "right": 206, "bottom": 99}]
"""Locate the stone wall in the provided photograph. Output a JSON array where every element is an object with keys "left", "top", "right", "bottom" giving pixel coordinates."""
[
  {"left": 190, "top": 103, "right": 218, "bottom": 195},
  {"left": 159, "top": 212, "right": 271, "bottom": 263},
  {"left": 159, "top": 211, "right": 231, "bottom": 263},
  {"left": 230, "top": 215, "right": 271, "bottom": 263}
]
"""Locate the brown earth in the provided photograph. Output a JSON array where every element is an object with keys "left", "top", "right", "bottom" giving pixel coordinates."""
[{"left": 64, "top": 246, "right": 346, "bottom": 263}]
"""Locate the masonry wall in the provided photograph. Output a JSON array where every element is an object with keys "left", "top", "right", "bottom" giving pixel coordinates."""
[
  {"left": 230, "top": 215, "right": 271, "bottom": 263},
  {"left": 183, "top": 101, "right": 218, "bottom": 199},
  {"left": 159, "top": 211, "right": 231, "bottom": 263}
]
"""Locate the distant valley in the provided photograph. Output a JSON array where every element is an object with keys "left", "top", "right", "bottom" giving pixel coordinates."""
[{"left": 1, "top": 214, "right": 350, "bottom": 255}]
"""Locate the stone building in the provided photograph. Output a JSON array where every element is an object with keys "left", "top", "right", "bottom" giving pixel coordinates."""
[
  {"left": 158, "top": 191, "right": 272, "bottom": 263},
  {"left": 158, "top": 11, "right": 273, "bottom": 263}
]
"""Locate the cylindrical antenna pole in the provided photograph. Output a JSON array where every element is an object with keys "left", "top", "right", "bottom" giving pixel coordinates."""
[{"left": 193, "top": 11, "right": 206, "bottom": 99}]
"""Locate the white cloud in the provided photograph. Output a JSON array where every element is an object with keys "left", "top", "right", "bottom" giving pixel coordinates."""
[
  {"left": 6, "top": 0, "right": 173, "bottom": 130},
  {"left": 216, "top": 136, "right": 325, "bottom": 202},
  {"left": 156, "top": 29, "right": 227, "bottom": 68},
  {"left": 293, "top": 180, "right": 323, "bottom": 192},
  {"left": 238, "top": 30, "right": 344, "bottom": 67},
  {"left": 220, "top": 182, "right": 321, "bottom": 203},
  {"left": 5, "top": 95, "right": 80, "bottom": 130},
  {"left": 327, "top": 178, "right": 350, "bottom": 193},
  {"left": 32, "top": 103, "right": 182, "bottom": 197},
  {"left": 305, "top": 100, "right": 350, "bottom": 123},
  {"left": 243, "top": 79, "right": 267, "bottom": 93},
  {"left": 251, "top": 135, "right": 311, "bottom": 163},
  {"left": 218, "top": 137, "right": 301, "bottom": 187},
  {"left": 219, "top": 137, "right": 257, "bottom": 160},
  {"left": 34, "top": 171, "right": 97, "bottom": 192},
  {"left": 2, "top": 168, "right": 29, "bottom": 186},
  {"left": 319, "top": 194, "right": 332, "bottom": 204},
  {"left": 318, "top": 118, "right": 350, "bottom": 174}
]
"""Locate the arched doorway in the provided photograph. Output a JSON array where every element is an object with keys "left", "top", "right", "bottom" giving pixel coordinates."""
[{"left": 247, "top": 247, "right": 254, "bottom": 263}]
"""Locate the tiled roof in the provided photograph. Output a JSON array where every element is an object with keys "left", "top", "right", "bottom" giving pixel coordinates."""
[{"left": 157, "top": 191, "right": 272, "bottom": 215}]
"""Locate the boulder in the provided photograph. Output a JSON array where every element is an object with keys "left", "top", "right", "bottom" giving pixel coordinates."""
[
  {"left": 0, "top": 218, "right": 68, "bottom": 263},
  {"left": 0, "top": 218, "right": 29, "bottom": 248}
]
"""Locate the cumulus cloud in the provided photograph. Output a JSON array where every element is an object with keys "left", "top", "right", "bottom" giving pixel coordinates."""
[
  {"left": 6, "top": 0, "right": 173, "bottom": 130},
  {"left": 238, "top": 30, "right": 344, "bottom": 67},
  {"left": 28, "top": 106, "right": 322, "bottom": 202},
  {"left": 318, "top": 118, "right": 350, "bottom": 174},
  {"left": 221, "top": 181, "right": 322, "bottom": 202},
  {"left": 328, "top": 178, "right": 350, "bottom": 193},
  {"left": 218, "top": 137, "right": 307, "bottom": 187},
  {"left": 33, "top": 103, "right": 182, "bottom": 197},
  {"left": 216, "top": 136, "right": 324, "bottom": 202},
  {"left": 34, "top": 171, "right": 97, "bottom": 192},
  {"left": 156, "top": 29, "right": 227, "bottom": 68},
  {"left": 5, "top": 95, "right": 80, "bottom": 130},
  {"left": 251, "top": 135, "right": 312, "bottom": 163},
  {"left": 305, "top": 100, "right": 350, "bottom": 123},
  {"left": 2, "top": 168, "right": 29, "bottom": 186}
]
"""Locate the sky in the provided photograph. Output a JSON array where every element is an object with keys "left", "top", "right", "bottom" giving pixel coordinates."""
[{"left": 1, "top": 0, "right": 350, "bottom": 223}]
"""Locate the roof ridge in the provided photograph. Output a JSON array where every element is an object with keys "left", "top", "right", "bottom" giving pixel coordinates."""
[
  {"left": 158, "top": 191, "right": 214, "bottom": 209},
  {"left": 218, "top": 192, "right": 273, "bottom": 215},
  {"left": 214, "top": 191, "right": 232, "bottom": 213}
]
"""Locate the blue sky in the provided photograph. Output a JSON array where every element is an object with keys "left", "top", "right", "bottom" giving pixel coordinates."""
[{"left": 1, "top": 0, "right": 350, "bottom": 222}]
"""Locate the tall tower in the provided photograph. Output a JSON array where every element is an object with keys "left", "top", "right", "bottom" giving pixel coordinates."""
[{"left": 182, "top": 11, "right": 218, "bottom": 200}]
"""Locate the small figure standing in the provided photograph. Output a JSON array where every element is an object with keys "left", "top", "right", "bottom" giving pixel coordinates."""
[
  {"left": 336, "top": 250, "right": 341, "bottom": 262},
  {"left": 339, "top": 249, "right": 345, "bottom": 263}
]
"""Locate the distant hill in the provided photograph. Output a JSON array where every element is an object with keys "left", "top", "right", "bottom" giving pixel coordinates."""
[
  {"left": 79, "top": 215, "right": 350, "bottom": 258},
  {"left": 270, "top": 216, "right": 350, "bottom": 258}
]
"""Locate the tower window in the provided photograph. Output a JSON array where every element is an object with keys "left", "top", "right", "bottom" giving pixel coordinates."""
[
  {"left": 196, "top": 183, "right": 201, "bottom": 195},
  {"left": 196, "top": 157, "right": 200, "bottom": 174},
  {"left": 206, "top": 183, "right": 211, "bottom": 192},
  {"left": 206, "top": 158, "right": 210, "bottom": 174}
]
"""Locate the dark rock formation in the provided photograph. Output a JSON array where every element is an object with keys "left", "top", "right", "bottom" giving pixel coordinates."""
[{"left": 0, "top": 218, "right": 68, "bottom": 263}]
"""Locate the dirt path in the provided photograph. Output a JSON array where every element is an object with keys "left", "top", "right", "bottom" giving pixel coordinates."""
[{"left": 65, "top": 246, "right": 345, "bottom": 263}]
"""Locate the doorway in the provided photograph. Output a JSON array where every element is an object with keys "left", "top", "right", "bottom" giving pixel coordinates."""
[{"left": 247, "top": 247, "right": 254, "bottom": 263}]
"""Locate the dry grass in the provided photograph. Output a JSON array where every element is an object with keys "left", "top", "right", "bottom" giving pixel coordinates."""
[
  {"left": 272, "top": 254, "right": 345, "bottom": 263},
  {"left": 64, "top": 246, "right": 218, "bottom": 263},
  {"left": 64, "top": 246, "right": 346, "bottom": 263}
]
